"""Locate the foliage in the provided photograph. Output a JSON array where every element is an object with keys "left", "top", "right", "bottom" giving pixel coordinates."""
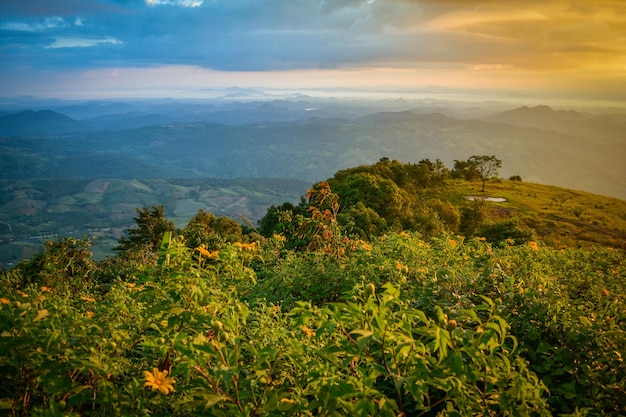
[
  {"left": 1, "top": 159, "right": 625, "bottom": 416},
  {"left": 458, "top": 198, "right": 488, "bottom": 239},
  {"left": 258, "top": 158, "right": 452, "bottom": 241},
  {"left": 2, "top": 224, "right": 625, "bottom": 416},
  {"left": 182, "top": 209, "right": 244, "bottom": 250},
  {"left": 257, "top": 199, "right": 310, "bottom": 250},
  {"left": 11, "top": 237, "right": 97, "bottom": 292},
  {"left": 115, "top": 205, "right": 175, "bottom": 254},
  {"left": 477, "top": 217, "right": 535, "bottom": 247},
  {"left": 452, "top": 156, "right": 502, "bottom": 192}
]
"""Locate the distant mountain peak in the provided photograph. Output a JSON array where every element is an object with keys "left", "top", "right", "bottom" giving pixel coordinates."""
[
  {"left": 0, "top": 109, "right": 85, "bottom": 136},
  {"left": 258, "top": 102, "right": 278, "bottom": 110}
]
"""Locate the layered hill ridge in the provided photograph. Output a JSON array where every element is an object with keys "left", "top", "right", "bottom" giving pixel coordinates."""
[
  {"left": 484, "top": 104, "right": 626, "bottom": 141},
  {"left": 1, "top": 102, "right": 624, "bottom": 200}
]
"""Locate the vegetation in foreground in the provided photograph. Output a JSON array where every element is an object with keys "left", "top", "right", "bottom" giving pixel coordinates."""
[{"left": 1, "top": 157, "right": 624, "bottom": 416}]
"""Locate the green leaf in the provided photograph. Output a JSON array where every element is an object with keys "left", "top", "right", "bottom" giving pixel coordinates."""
[
  {"left": 350, "top": 329, "right": 374, "bottom": 352},
  {"left": 167, "top": 306, "right": 185, "bottom": 316},
  {"left": 34, "top": 309, "right": 48, "bottom": 322},
  {"left": 202, "top": 393, "right": 228, "bottom": 407}
]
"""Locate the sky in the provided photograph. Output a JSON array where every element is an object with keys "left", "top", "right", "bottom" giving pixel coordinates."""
[{"left": 1, "top": 0, "right": 625, "bottom": 103}]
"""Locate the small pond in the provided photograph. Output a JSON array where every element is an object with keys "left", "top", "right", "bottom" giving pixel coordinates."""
[{"left": 465, "top": 196, "right": 507, "bottom": 203}]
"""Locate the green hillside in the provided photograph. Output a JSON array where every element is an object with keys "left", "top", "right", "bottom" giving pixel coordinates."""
[
  {"left": 1, "top": 158, "right": 625, "bottom": 268},
  {"left": 436, "top": 179, "right": 626, "bottom": 249},
  {"left": 1, "top": 159, "right": 624, "bottom": 416},
  {"left": 0, "top": 178, "right": 310, "bottom": 267}
]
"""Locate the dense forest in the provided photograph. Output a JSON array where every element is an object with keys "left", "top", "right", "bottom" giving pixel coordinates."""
[{"left": 1, "top": 157, "right": 624, "bottom": 416}]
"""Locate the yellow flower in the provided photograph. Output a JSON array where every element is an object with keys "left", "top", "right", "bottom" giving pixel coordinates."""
[
  {"left": 40, "top": 286, "right": 51, "bottom": 292},
  {"left": 195, "top": 246, "right": 219, "bottom": 259},
  {"left": 0, "top": 297, "right": 9, "bottom": 304},
  {"left": 528, "top": 241, "right": 539, "bottom": 251},
  {"left": 234, "top": 242, "right": 256, "bottom": 251},
  {"left": 273, "top": 234, "right": 286, "bottom": 241},
  {"left": 301, "top": 325, "right": 315, "bottom": 338},
  {"left": 506, "top": 238, "right": 515, "bottom": 244},
  {"left": 400, "top": 231, "right": 410, "bottom": 238},
  {"left": 358, "top": 241, "right": 372, "bottom": 251},
  {"left": 280, "top": 398, "right": 295, "bottom": 404},
  {"left": 80, "top": 296, "right": 96, "bottom": 302},
  {"left": 144, "top": 368, "right": 176, "bottom": 395}
]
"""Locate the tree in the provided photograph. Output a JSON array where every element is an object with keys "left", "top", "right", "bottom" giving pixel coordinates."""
[
  {"left": 459, "top": 199, "right": 488, "bottom": 238},
  {"left": 468, "top": 155, "right": 502, "bottom": 192},
  {"left": 257, "top": 199, "right": 309, "bottom": 238},
  {"left": 182, "top": 209, "right": 243, "bottom": 250},
  {"left": 451, "top": 159, "right": 481, "bottom": 181},
  {"left": 115, "top": 205, "right": 175, "bottom": 254}
]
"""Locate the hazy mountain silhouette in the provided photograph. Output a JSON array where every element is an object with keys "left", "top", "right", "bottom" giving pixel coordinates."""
[
  {"left": 0, "top": 110, "right": 86, "bottom": 136},
  {"left": 1, "top": 100, "right": 624, "bottom": 200},
  {"left": 485, "top": 105, "right": 626, "bottom": 140}
]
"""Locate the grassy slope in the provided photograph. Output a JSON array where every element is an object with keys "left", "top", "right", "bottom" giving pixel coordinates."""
[{"left": 437, "top": 179, "right": 626, "bottom": 249}]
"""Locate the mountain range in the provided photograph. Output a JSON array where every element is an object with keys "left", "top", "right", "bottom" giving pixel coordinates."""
[{"left": 0, "top": 100, "right": 624, "bottom": 200}]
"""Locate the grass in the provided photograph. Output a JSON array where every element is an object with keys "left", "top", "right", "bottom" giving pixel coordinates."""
[{"left": 438, "top": 179, "right": 626, "bottom": 249}]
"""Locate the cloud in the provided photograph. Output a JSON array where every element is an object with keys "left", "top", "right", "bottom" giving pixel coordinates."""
[
  {"left": 0, "top": 16, "right": 69, "bottom": 32},
  {"left": 146, "top": 0, "right": 203, "bottom": 7},
  {"left": 46, "top": 36, "right": 123, "bottom": 48},
  {"left": 1, "top": 0, "right": 625, "bottom": 100}
]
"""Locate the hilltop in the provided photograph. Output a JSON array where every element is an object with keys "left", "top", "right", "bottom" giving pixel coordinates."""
[
  {"left": 1, "top": 161, "right": 624, "bottom": 268},
  {"left": 1, "top": 159, "right": 624, "bottom": 417}
]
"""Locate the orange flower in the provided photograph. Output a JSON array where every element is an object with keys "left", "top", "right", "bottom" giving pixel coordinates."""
[
  {"left": 0, "top": 297, "right": 10, "bottom": 304},
  {"left": 234, "top": 242, "right": 256, "bottom": 251},
  {"left": 358, "top": 241, "right": 372, "bottom": 251},
  {"left": 40, "top": 286, "right": 51, "bottom": 292},
  {"left": 195, "top": 246, "right": 219, "bottom": 259},
  {"left": 301, "top": 325, "right": 315, "bottom": 338},
  {"left": 449, "top": 239, "right": 457, "bottom": 248},
  {"left": 528, "top": 241, "right": 539, "bottom": 251},
  {"left": 86, "top": 311, "right": 94, "bottom": 318}
]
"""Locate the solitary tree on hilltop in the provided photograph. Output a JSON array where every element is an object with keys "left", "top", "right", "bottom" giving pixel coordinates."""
[{"left": 469, "top": 155, "right": 502, "bottom": 192}]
